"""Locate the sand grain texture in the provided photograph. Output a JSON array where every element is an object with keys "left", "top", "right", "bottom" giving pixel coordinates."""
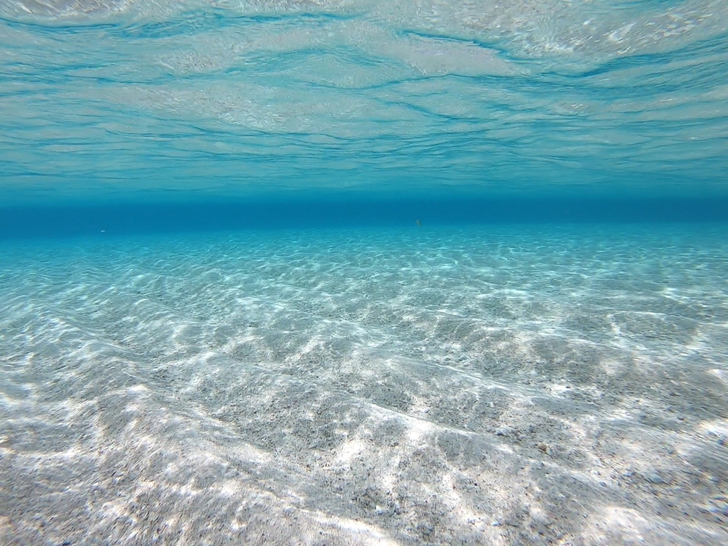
[{"left": 1, "top": 225, "right": 726, "bottom": 544}]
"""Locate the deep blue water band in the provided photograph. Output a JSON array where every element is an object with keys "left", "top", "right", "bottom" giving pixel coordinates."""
[{"left": 2, "top": 197, "right": 727, "bottom": 239}]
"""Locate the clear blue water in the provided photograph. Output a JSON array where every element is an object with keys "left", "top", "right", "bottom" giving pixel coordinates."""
[
  {"left": 1, "top": 0, "right": 727, "bottom": 213},
  {"left": 1, "top": 1, "right": 727, "bottom": 544}
]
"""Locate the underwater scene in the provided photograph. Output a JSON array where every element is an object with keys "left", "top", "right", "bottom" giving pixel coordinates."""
[{"left": 1, "top": 1, "right": 727, "bottom": 544}]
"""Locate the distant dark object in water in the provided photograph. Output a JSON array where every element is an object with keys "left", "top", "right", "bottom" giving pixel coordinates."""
[{"left": 416, "top": 219, "right": 422, "bottom": 227}]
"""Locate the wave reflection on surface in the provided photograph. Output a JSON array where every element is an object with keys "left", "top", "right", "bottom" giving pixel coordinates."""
[{"left": 0, "top": 0, "right": 727, "bottom": 201}]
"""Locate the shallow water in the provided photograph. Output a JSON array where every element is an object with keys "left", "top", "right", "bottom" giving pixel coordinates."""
[
  {"left": 1, "top": 0, "right": 727, "bottom": 201},
  {"left": 2, "top": 0, "right": 728, "bottom": 544},
  {"left": 1, "top": 224, "right": 727, "bottom": 544}
]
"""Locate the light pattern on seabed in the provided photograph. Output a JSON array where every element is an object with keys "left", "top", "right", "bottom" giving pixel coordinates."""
[{"left": 1, "top": 225, "right": 726, "bottom": 544}]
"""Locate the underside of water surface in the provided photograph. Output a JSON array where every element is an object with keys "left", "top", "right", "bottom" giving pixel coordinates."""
[{"left": 1, "top": 0, "right": 727, "bottom": 206}]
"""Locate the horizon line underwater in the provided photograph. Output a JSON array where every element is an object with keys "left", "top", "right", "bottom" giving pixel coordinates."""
[{"left": 1, "top": 1, "right": 727, "bottom": 544}]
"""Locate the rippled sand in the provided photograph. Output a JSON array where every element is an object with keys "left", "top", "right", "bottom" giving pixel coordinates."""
[{"left": 1, "top": 224, "right": 726, "bottom": 544}]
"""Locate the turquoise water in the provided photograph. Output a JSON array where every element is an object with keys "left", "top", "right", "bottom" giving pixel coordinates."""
[
  {"left": 1, "top": 1, "right": 728, "bottom": 544},
  {"left": 1, "top": 0, "right": 727, "bottom": 208}
]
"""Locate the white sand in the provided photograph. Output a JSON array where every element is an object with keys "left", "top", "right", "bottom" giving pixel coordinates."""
[{"left": 1, "top": 225, "right": 726, "bottom": 544}]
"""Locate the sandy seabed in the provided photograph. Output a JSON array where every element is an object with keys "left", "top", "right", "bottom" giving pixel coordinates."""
[{"left": 1, "top": 224, "right": 726, "bottom": 545}]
